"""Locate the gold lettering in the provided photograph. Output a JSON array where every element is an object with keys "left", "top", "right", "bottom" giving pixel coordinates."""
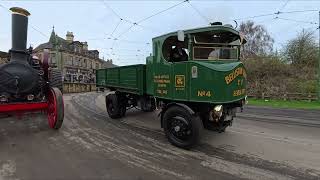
[
  {"left": 233, "top": 88, "right": 246, "bottom": 97},
  {"left": 197, "top": 90, "right": 212, "bottom": 97},
  {"left": 225, "top": 67, "right": 247, "bottom": 84}
]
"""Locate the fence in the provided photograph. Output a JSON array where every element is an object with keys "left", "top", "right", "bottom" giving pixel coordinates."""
[
  {"left": 248, "top": 92, "right": 318, "bottom": 102},
  {"left": 63, "top": 83, "right": 97, "bottom": 93}
]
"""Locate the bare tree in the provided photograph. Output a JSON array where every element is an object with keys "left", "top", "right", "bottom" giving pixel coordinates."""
[
  {"left": 282, "top": 29, "right": 318, "bottom": 67},
  {"left": 238, "top": 21, "right": 274, "bottom": 58}
]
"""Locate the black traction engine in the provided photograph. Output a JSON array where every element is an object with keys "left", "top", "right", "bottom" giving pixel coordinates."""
[{"left": 0, "top": 7, "right": 64, "bottom": 129}]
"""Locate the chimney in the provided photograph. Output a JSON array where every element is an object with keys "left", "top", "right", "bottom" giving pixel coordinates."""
[
  {"left": 82, "top": 42, "right": 88, "bottom": 51},
  {"left": 9, "top": 7, "right": 30, "bottom": 62},
  {"left": 66, "top": 31, "right": 74, "bottom": 43}
]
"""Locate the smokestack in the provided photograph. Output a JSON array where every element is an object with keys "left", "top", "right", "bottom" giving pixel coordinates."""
[{"left": 9, "top": 7, "right": 30, "bottom": 61}]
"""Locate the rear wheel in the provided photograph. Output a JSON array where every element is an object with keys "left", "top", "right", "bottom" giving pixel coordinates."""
[
  {"left": 163, "top": 106, "right": 202, "bottom": 149},
  {"left": 106, "top": 94, "right": 126, "bottom": 119},
  {"left": 47, "top": 87, "right": 64, "bottom": 129},
  {"left": 49, "top": 68, "right": 63, "bottom": 93}
]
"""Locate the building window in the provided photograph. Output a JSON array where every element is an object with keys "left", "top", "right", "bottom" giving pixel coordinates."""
[
  {"left": 74, "top": 57, "right": 78, "bottom": 66},
  {"left": 87, "top": 60, "right": 91, "bottom": 69},
  {"left": 63, "top": 54, "right": 68, "bottom": 65},
  {"left": 50, "top": 53, "right": 56, "bottom": 64},
  {"left": 70, "top": 56, "right": 73, "bottom": 65}
]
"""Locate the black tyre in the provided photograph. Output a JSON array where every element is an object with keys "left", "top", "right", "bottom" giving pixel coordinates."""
[
  {"left": 49, "top": 68, "right": 63, "bottom": 93},
  {"left": 53, "top": 88, "right": 64, "bottom": 129},
  {"left": 163, "top": 106, "right": 202, "bottom": 149},
  {"left": 105, "top": 94, "right": 126, "bottom": 119}
]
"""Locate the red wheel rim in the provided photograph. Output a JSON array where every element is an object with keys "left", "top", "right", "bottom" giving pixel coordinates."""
[{"left": 47, "top": 88, "right": 57, "bottom": 128}]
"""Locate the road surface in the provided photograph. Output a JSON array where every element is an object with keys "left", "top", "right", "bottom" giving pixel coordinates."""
[{"left": 1, "top": 92, "right": 320, "bottom": 180}]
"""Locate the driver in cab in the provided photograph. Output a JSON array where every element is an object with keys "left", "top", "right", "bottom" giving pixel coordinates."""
[{"left": 170, "top": 41, "right": 188, "bottom": 62}]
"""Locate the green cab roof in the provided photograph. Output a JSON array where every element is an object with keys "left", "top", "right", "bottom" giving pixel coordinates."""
[{"left": 152, "top": 24, "right": 246, "bottom": 44}]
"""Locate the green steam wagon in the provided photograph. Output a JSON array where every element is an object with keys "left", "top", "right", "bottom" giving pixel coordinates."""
[{"left": 96, "top": 23, "right": 247, "bottom": 149}]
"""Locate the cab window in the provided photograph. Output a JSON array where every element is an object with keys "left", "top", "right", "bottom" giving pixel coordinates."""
[
  {"left": 193, "top": 47, "right": 238, "bottom": 60},
  {"left": 162, "top": 36, "right": 189, "bottom": 62}
]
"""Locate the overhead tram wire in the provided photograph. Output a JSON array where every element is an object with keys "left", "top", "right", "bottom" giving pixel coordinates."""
[
  {"left": 115, "top": 24, "right": 135, "bottom": 39},
  {"left": 102, "top": 1, "right": 161, "bottom": 35},
  {"left": 115, "top": 0, "right": 188, "bottom": 39},
  {"left": 101, "top": 1, "right": 160, "bottom": 51},
  {"left": 101, "top": 1, "right": 122, "bottom": 20},
  {"left": 0, "top": 4, "right": 48, "bottom": 38},
  {"left": 279, "top": 0, "right": 290, "bottom": 12},
  {"left": 30, "top": 27, "right": 49, "bottom": 38},
  {"left": 233, "top": 12, "right": 276, "bottom": 21},
  {"left": 136, "top": 0, "right": 188, "bottom": 24},
  {"left": 276, "top": 17, "right": 318, "bottom": 25},
  {"left": 110, "top": 18, "right": 123, "bottom": 37},
  {"left": 101, "top": 0, "right": 188, "bottom": 51},
  {"left": 234, "top": 9, "right": 319, "bottom": 21},
  {"left": 187, "top": 0, "right": 211, "bottom": 24},
  {"left": 280, "top": 9, "right": 319, "bottom": 14},
  {"left": 275, "top": 0, "right": 290, "bottom": 18}
]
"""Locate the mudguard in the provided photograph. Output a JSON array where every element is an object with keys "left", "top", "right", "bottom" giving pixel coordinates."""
[{"left": 159, "top": 102, "right": 195, "bottom": 128}]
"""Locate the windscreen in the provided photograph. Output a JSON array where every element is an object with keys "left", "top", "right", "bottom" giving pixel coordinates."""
[{"left": 193, "top": 47, "right": 238, "bottom": 60}]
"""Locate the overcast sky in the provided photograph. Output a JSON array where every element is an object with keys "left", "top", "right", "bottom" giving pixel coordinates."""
[{"left": 0, "top": 0, "right": 319, "bottom": 65}]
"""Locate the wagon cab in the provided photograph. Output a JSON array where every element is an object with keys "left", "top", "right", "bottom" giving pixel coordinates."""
[{"left": 146, "top": 23, "right": 247, "bottom": 104}]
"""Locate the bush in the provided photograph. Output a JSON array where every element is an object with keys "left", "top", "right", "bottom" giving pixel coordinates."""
[{"left": 244, "top": 56, "right": 317, "bottom": 97}]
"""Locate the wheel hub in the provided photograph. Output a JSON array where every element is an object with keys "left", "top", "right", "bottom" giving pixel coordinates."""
[{"left": 170, "top": 116, "right": 192, "bottom": 140}]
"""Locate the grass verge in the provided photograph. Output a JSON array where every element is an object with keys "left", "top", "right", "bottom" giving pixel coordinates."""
[{"left": 247, "top": 98, "right": 320, "bottom": 110}]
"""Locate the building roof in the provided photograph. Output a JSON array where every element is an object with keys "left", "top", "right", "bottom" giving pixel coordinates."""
[
  {"left": 34, "top": 42, "right": 53, "bottom": 51},
  {"left": 101, "top": 60, "right": 117, "bottom": 68},
  {"left": 33, "top": 28, "right": 117, "bottom": 67},
  {"left": 34, "top": 28, "right": 100, "bottom": 57}
]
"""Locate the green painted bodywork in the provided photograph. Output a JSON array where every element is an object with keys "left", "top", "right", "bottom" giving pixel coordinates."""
[
  {"left": 96, "top": 64, "right": 145, "bottom": 95},
  {"left": 97, "top": 25, "right": 247, "bottom": 104}
]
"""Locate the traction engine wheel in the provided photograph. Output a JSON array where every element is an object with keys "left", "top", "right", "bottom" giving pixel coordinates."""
[
  {"left": 163, "top": 106, "right": 203, "bottom": 149},
  {"left": 49, "top": 68, "right": 63, "bottom": 93},
  {"left": 47, "top": 87, "right": 64, "bottom": 129}
]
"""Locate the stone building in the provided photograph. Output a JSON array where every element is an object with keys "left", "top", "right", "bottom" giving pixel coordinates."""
[
  {"left": 0, "top": 51, "right": 8, "bottom": 64},
  {"left": 33, "top": 28, "right": 115, "bottom": 84}
]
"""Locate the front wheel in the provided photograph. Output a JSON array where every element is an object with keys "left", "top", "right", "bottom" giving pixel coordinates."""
[
  {"left": 163, "top": 106, "right": 202, "bottom": 149},
  {"left": 47, "top": 87, "right": 64, "bottom": 129}
]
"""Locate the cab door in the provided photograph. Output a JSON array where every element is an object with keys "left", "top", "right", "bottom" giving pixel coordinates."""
[{"left": 172, "top": 62, "right": 188, "bottom": 101}]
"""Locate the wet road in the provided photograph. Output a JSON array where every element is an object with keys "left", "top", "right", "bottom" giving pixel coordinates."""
[{"left": 0, "top": 92, "right": 320, "bottom": 180}]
